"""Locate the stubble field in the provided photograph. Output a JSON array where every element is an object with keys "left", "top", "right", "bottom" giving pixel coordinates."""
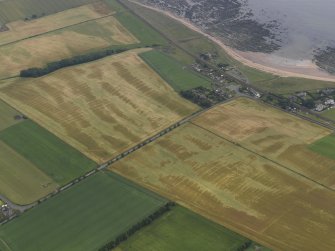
[
  {"left": 0, "top": 49, "right": 198, "bottom": 163},
  {"left": 110, "top": 100, "right": 335, "bottom": 251}
]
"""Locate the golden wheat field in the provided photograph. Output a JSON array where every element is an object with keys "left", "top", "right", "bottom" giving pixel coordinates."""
[
  {"left": 0, "top": 3, "right": 138, "bottom": 78},
  {"left": 0, "top": 49, "right": 198, "bottom": 163},
  {"left": 0, "top": 3, "right": 110, "bottom": 46},
  {"left": 110, "top": 123, "right": 335, "bottom": 251},
  {"left": 193, "top": 97, "right": 335, "bottom": 189}
]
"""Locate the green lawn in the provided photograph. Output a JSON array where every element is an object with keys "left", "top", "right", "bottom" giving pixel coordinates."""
[
  {"left": 0, "top": 172, "right": 167, "bottom": 251},
  {"left": 140, "top": 50, "right": 211, "bottom": 91},
  {"left": 117, "top": 205, "right": 257, "bottom": 251},
  {"left": 105, "top": 0, "right": 167, "bottom": 46},
  {"left": 0, "top": 100, "right": 22, "bottom": 132},
  {"left": 0, "top": 120, "right": 96, "bottom": 185},
  {"left": 309, "top": 134, "right": 335, "bottom": 160}
]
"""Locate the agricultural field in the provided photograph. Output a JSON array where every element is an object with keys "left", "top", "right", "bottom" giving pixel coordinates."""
[
  {"left": 110, "top": 122, "right": 335, "bottom": 251},
  {"left": 0, "top": 119, "right": 95, "bottom": 205},
  {"left": 105, "top": 0, "right": 167, "bottom": 46},
  {"left": 0, "top": 172, "right": 167, "bottom": 251},
  {"left": 0, "top": 100, "right": 22, "bottom": 131},
  {"left": 0, "top": 120, "right": 96, "bottom": 185},
  {"left": 116, "top": 205, "right": 265, "bottom": 251},
  {"left": 140, "top": 50, "right": 211, "bottom": 91},
  {"left": 0, "top": 3, "right": 139, "bottom": 79},
  {"left": 0, "top": 49, "right": 198, "bottom": 163},
  {"left": 0, "top": 0, "right": 95, "bottom": 25},
  {"left": 193, "top": 97, "right": 335, "bottom": 188},
  {"left": 0, "top": 3, "right": 110, "bottom": 46},
  {"left": 0, "top": 140, "right": 57, "bottom": 205},
  {"left": 309, "top": 134, "right": 335, "bottom": 160}
]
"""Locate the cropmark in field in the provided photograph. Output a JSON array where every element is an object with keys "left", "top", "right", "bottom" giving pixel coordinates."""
[
  {"left": 0, "top": 49, "right": 198, "bottom": 163},
  {"left": 110, "top": 103, "right": 335, "bottom": 251},
  {"left": 193, "top": 97, "right": 335, "bottom": 188}
]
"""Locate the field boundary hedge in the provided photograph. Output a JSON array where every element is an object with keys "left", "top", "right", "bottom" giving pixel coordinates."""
[{"left": 98, "top": 202, "right": 175, "bottom": 251}]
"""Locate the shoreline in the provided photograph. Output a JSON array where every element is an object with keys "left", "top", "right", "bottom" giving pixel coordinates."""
[{"left": 130, "top": 0, "right": 335, "bottom": 82}]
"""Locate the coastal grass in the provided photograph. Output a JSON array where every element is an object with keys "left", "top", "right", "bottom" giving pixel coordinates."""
[
  {"left": 116, "top": 205, "right": 254, "bottom": 251},
  {"left": 0, "top": 172, "right": 166, "bottom": 251},
  {"left": 111, "top": 122, "right": 335, "bottom": 251},
  {"left": 252, "top": 76, "right": 335, "bottom": 94},
  {"left": 0, "top": 140, "right": 58, "bottom": 205},
  {"left": 0, "top": 99, "right": 22, "bottom": 131},
  {"left": 193, "top": 97, "right": 335, "bottom": 188},
  {"left": 0, "top": 120, "right": 96, "bottom": 185},
  {"left": 0, "top": 49, "right": 198, "bottom": 163},
  {"left": 140, "top": 50, "right": 211, "bottom": 91},
  {"left": 309, "top": 134, "right": 335, "bottom": 160}
]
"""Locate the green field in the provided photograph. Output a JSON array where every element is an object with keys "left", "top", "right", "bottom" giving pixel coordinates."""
[
  {"left": 140, "top": 50, "right": 211, "bottom": 91},
  {"left": 105, "top": 0, "right": 167, "bottom": 46},
  {"left": 117, "top": 205, "right": 263, "bottom": 251},
  {"left": 309, "top": 134, "right": 335, "bottom": 159},
  {"left": 0, "top": 100, "right": 22, "bottom": 131},
  {"left": 0, "top": 0, "right": 94, "bottom": 25},
  {"left": 0, "top": 140, "right": 58, "bottom": 205},
  {"left": 0, "top": 120, "right": 96, "bottom": 185},
  {"left": 322, "top": 108, "right": 335, "bottom": 121},
  {"left": 0, "top": 172, "right": 166, "bottom": 251}
]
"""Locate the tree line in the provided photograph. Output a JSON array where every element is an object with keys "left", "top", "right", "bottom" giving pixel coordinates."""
[
  {"left": 98, "top": 202, "right": 175, "bottom": 251},
  {"left": 20, "top": 48, "right": 128, "bottom": 78}
]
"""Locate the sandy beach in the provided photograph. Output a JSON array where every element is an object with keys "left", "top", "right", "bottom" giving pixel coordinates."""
[{"left": 131, "top": 0, "right": 335, "bottom": 82}]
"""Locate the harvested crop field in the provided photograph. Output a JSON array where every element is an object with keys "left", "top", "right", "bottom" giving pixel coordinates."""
[
  {"left": 0, "top": 99, "right": 22, "bottom": 131},
  {"left": 193, "top": 97, "right": 335, "bottom": 188},
  {"left": 0, "top": 140, "right": 57, "bottom": 205},
  {"left": 0, "top": 172, "right": 167, "bottom": 251},
  {"left": 110, "top": 123, "right": 335, "bottom": 251},
  {"left": 0, "top": 11, "right": 138, "bottom": 78},
  {"left": 0, "top": 49, "right": 198, "bottom": 163}
]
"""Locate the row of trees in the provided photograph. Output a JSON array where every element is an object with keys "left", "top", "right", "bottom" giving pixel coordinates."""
[
  {"left": 99, "top": 202, "right": 175, "bottom": 251},
  {"left": 20, "top": 48, "right": 127, "bottom": 78},
  {"left": 181, "top": 87, "right": 213, "bottom": 108}
]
